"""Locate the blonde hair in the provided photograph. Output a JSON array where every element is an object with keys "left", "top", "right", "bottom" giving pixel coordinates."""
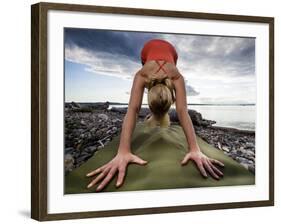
[{"left": 147, "top": 77, "right": 175, "bottom": 117}]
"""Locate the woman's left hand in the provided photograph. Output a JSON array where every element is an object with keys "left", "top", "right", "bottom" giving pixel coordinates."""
[{"left": 181, "top": 150, "right": 225, "bottom": 180}]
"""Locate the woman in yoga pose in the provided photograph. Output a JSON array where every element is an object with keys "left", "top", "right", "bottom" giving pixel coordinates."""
[{"left": 86, "top": 39, "right": 224, "bottom": 191}]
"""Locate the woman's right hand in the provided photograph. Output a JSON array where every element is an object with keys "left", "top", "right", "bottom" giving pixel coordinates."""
[{"left": 86, "top": 152, "right": 148, "bottom": 192}]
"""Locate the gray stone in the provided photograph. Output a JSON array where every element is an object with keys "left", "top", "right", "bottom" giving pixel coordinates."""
[
  {"left": 98, "top": 113, "right": 109, "bottom": 121},
  {"left": 112, "top": 118, "right": 122, "bottom": 123},
  {"left": 222, "top": 146, "right": 230, "bottom": 152},
  {"left": 85, "top": 146, "right": 97, "bottom": 153},
  {"left": 65, "top": 147, "right": 75, "bottom": 154},
  {"left": 245, "top": 142, "right": 255, "bottom": 148},
  {"left": 65, "top": 154, "right": 74, "bottom": 172}
]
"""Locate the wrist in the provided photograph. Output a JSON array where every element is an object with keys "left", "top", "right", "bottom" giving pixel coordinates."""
[
  {"left": 117, "top": 147, "right": 131, "bottom": 155},
  {"left": 189, "top": 145, "right": 201, "bottom": 152}
]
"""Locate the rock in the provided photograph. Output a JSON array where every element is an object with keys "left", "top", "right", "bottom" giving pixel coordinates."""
[
  {"left": 65, "top": 154, "right": 75, "bottom": 172},
  {"left": 98, "top": 113, "right": 109, "bottom": 121},
  {"left": 110, "top": 107, "right": 127, "bottom": 114},
  {"left": 138, "top": 108, "right": 151, "bottom": 118},
  {"left": 248, "top": 156, "right": 255, "bottom": 162},
  {"left": 90, "top": 102, "right": 109, "bottom": 110},
  {"left": 188, "top": 109, "right": 216, "bottom": 127},
  {"left": 112, "top": 118, "right": 122, "bottom": 123},
  {"left": 67, "top": 102, "right": 110, "bottom": 112},
  {"left": 245, "top": 142, "right": 255, "bottom": 148},
  {"left": 222, "top": 146, "right": 230, "bottom": 152},
  {"left": 85, "top": 146, "right": 97, "bottom": 153},
  {"left": 168, "top": 109, "right": 179, "bottom": 122},
  {"left": 76, "top": 154, "right": 91, "bottom": 164},
  {"left": 80, "top": 120, "right": 86, "bottom": 125},
  {"left": 70, "top": 101, "right": 81, "bottom": 109},
  {"left": 65, "top": 147, "right": 75, "bottom": 154}
]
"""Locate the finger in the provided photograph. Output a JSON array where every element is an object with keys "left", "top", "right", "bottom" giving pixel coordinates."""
[
  {"left": 204, "top": 161, "right": 220, "bottom": 180},
  {"left": 196, "top": 161, "right": 208, "bottom": 178},
  {"left": 208, "top": 160, "right": 224, "bottom": 177},
  {"left": 86, "top": 165, "right": 106, "bottom": 177},
  {"left": 87, "top": 167, "right": 110, "bottom": 189},
  {"left": 131, "top": 155, "right": 148, "bottom": 165},
  {"left": 96, "top": 167, "right": 117, "bottom": 192},
  {"left": 210, "top": 159, "right": 225, "bottom": 167},
  {"left": 116, "top": 167, "right": 126, "bottom": 188},
  {"left": 181, "top": 154, "right": 190, "bottom": 165}
]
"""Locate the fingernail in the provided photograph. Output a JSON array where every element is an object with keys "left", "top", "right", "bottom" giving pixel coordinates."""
[{"left": 87, "top": 184, "right": 92, "bottom": 188}]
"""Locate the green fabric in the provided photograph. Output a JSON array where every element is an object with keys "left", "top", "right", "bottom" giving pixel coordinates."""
[{"left": 65, "top": 123, "right": 255, "bottom": 194}]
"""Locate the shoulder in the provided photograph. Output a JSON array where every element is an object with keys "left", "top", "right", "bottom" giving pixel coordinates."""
[
  {"left": 132, "top": 69, "right": 147, "bottom": 88},
  {"left": 171, "top": 72, "right": 183, "bottom": 82},
  {"left": 165, "top": 63, "right": 182, "bottom": 82}
]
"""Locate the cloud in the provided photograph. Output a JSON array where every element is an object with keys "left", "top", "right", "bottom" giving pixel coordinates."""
[
  {"left": 65, "top": 28, "right": 156, "bottom": 63},
  {"left": 65, "top": 44, "right": 140, "bottom": 80},
  {"left": 159, "top": 34, "right": 255, "bottom": 80},
  {"left": 186, "top": 84, "right": 200, "bottom": 96},
  {"left": 64, "top": 28, "right": 255, "bottom": 103}
]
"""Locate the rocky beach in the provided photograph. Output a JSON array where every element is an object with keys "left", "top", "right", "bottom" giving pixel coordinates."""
[{"left": 64, "top": 102, "right": 255, "bottom": 175}]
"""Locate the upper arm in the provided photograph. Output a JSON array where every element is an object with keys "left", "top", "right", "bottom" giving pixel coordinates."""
[
  {"left": 173, "top": 74, "right": 188, "bottom": 112},
  {"left": 127, "top": 71, "right": 145, "bottom": 113}
]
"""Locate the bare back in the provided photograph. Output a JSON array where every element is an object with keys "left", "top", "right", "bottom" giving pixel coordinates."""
[{"left": 139, "top": 60, "right": 182, "bottom": 89}]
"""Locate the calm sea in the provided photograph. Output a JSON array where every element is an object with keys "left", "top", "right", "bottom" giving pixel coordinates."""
[{"left": 108, "top": 104, "right": 256, "bottom": 131}]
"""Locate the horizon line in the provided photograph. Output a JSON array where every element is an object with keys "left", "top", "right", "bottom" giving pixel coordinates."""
[{"left": 65, "top": 101, "right": 256, "bottom": 106}]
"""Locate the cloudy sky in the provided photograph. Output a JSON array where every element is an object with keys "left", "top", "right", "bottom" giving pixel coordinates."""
[{"left": 64, "top": 28, "right": 256, "bottom": 104}]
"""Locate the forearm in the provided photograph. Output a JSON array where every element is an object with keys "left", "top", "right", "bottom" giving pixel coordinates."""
[
  {"left": 177, "top": 109, "right": 200, "bottom": 152},
  {"left": 117, "top": 108, "right": 138, "bottom": 154}
]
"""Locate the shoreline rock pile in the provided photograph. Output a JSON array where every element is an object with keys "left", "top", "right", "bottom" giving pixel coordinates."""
[{"left": 64, "top": 102, "right": 255, "bottom": 175}]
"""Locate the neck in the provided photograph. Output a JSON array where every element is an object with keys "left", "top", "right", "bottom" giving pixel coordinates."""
[{"left": 151, "top": 113, "right": 170, "bottom": 127}]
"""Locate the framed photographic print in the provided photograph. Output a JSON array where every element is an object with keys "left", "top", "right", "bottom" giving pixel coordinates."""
[{"left": 31, "top": 2, "right": 274, "bottom": 221}]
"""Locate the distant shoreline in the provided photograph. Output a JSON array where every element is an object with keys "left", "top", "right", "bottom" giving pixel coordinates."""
[{"left": 65, "top": 101, "right": 256, "bottom": 106}]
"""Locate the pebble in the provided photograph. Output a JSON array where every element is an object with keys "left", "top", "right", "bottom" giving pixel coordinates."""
[
  {"left": 222, "top": 146, "right": 230, "bottom": 152},
  {"left": 98, "top": 113, "right": 109, "bottom": 121},
  {"left": 64, "top": 154, "right": 74, "bottom": 172}
]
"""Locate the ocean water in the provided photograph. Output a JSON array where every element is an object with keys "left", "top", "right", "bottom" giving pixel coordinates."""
[
  {"left": 188, "top": 105, "right": 255, "bottom": 131},
  {"left": 108, "top": 104, "right": 255, "bottom": 131}
]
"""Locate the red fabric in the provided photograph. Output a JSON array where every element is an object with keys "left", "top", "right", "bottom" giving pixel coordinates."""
[{"left": 141, "top": 39, "right": 178, "bottom": 65}]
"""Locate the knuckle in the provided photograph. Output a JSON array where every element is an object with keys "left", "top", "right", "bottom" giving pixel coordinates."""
[
  {"left": 107, "top": 172, "right": 113, "bottom": 178},
  {"left": 119, "top": 170, "right": 125, "bottom": 175}
]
